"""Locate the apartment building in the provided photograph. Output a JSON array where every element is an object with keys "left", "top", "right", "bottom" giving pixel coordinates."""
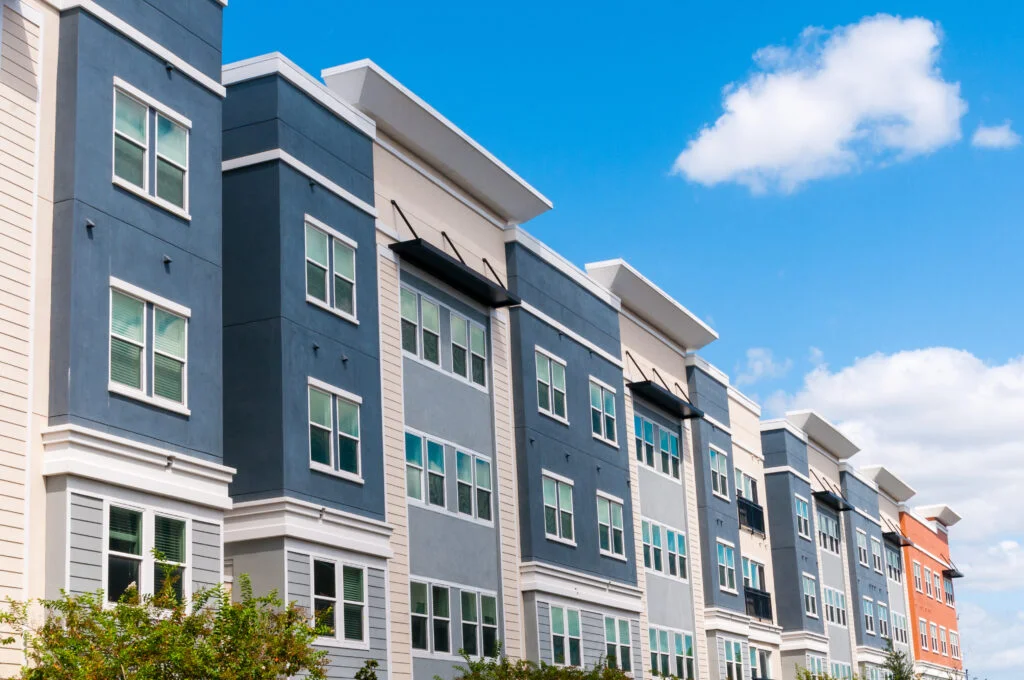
[{"left": 902, "top": 505, "right": 964, "bottom": 679}]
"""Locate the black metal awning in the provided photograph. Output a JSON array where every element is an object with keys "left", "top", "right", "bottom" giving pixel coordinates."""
[
  {"left": 627, "top": 380, "right": 704, "bottom": 420},
  {"left": 813, "top": 489, "right": 853, "bottom": 512},
  {"left": 883, "top": 530, "right": 914, "bottom": 548},
  {"left": 943, "top": 566, "right": 964, "bottom": 579},
  {"left": 389, "top": 238, "right": 520, "bottom": 308}
]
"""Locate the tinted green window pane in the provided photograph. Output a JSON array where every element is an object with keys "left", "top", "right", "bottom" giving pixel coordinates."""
[
  {"left": 306, "top": 225, "right": 329, "bottom": 265},
  {"left": 597, "top": 498, "right": 610, "bottom": 524},
  {"left": 432, "top": 586, "right": 449, "bottom": 618},
  {"left": 590, "top": 383, "right": 601, "bottom": 409},
  {"left": 558, "top": 483, "right": 572, "bottom": 511},
  {"left": 406, "top": 466, "right": 422, "bottom": 500},
  {"left": 457, "top": 452, "right": 473, "bottom": 483},
  {"left": 153, "top": 353, "right": 184, "bottom": 403},
  {"left": 109, "top": 506, "right": 142, "bottom": 555},
  {"left": 400, "top": 289, "right": 417, "bottom": 320},
  {"left": 461, "top": 592, "right": 477, "bottom": 622},
  {"left": 422, "top": 332, "right": 439, "bottom": 364},
  {"left": 310, "top": 427, "right": 330, "bottom": 465},
  {"left": 154, "top": 309, "right": 185, "bottom": 358},
  {"left": 481, "top": 596, "right": 497, "bottom": 625},
  {"left": 599, "top": 525, "right": 610, "bottom": 551},
  {"left": 458, "top": 482, "right": 473, "bottom": 514},
  {"left": 306, "top": 262, "right": 328, "bottom": 301},
  {"left": 338, "top": 436, "right": 358, "bottom": 474},
  {"left": 552, "top": 363, "right": 565, "bottom": 391},
  {"left": 427, "top": 441, "right": 444, "bottom": 473},
  {"left": 560, "top": 511, "right": 573, "bottom": 540},
  {"left": 428, "top": 473, "right": 445, "bottom": 506},
  {"left": 421, "top": 299, "right": 439, "bottom": 332},
  {"left": 604, "top": 390, "right": 615, "bottom": 416},
  {"left": 537, "top": 380, "right": 551, "bottom": 411},
  {"left": 154, "top": 515, "right": 185, "bottom": 563},
  {"left": 343, "top": 603, "right": 363, "bottom": 641},
  {"left": 568, "top": 610, "right": 580, "bottom": 636},
  {"left": 334, "top": 277, "right": 354, "bottom": 315},
  {"left": 451, "top": 315, "right": 467, "bottom": 346},
  {"left": 410, "top": 582, "right": 428, "bottom": 614},
  {"left": 453, "top": 345, "right": 468, "bottom": 377},
  {"left": 334, "top": 241, "right": 355, "bottom": 280},
  {"left": 544, "top": 506, "right": 558, "bottom": 535},
  {"left": 115, "top": 92, "right": 146, "bottom": 142},
  {"left": 472, "top": 354, "right": 487, "bottom": 386},
  {"left": 605, "top": 617, "right": 616, "bottom": 641},
  {"left": 107, "top": 555, "right": 139, "bottom": 602},
  {"left": 553, "top": 636, "right": 566, "bottom": 664},
  {"left": 405, "top": 433, "right": 423, "bottom": 466},
  {"left": 475, "top": 459, "right": 491, "bottom": 491},
  {"left": 309, "top": 388, "right": 332, "bottom": 427},
  {"left": 154, "top": 563, "right": 184, "bottom": 602},
  {"left": 470, "top": 326, "right": 485, "bottom": 355},
  {"left": 535, "top": 352, "right": 549, "bottom": 381},
  {"left": 111, "top": 291, "right": 144, "bottom": 342},
  {"left": 343, "top": 566, "right": 363, "bottom": 602},
  {"left": 543, "top": 477, "right": 556, "bottom": 505},
  {"left": 110, "top": 338, "right": 142, "bottom": 389},
  {"left": 156, "top": 158, "right": 185, "bottom": 208},
  {"left": 157, "top": 115, "right": 187, "bottom": 166},
  {"left": 114, "top": 136, "right": 145, "bottom": 187},
  {"left": 553, "top": 390, "right": 565, "bottom": 417},
  {"left": 675, "top": 633, "right": 684, "bottom": 655},
  {"left": 337, "top": 400, "right": 359, "bottom": 437},
  {"left": 551, "top": 606, "right": 565, "bottom": 634},
  {"left": 611, "top": 505, "right": 623, "bottom": 529},
  {"left": 619, "top": 620, "right": 630, "bottom": 644},
  {"left": 591, "top": 409, "right": 603, "bottom": 436}
]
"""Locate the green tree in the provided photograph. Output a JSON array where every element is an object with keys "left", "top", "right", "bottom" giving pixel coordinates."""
[
  {"left": 0, "top": 562, "right": 329, "bottom": 679},
  {"left": 445, "top": 648, "right": 632, "bottom": 680},
  {"left": 883, "top": 639, "right": 921, "bottom": 680}
]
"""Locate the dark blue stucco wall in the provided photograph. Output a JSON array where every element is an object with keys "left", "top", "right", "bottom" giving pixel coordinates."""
[
  {"left": 49, "top": 9, "right": 224, "bottom": 462},
  {"left": 841, "top": 470, "right": 891, "bottom": 649}
]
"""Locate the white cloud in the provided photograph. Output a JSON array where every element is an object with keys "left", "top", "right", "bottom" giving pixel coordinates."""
[
  {"left": 808, "top": 346, "right": 825, "bottom": 367},
  {"left": 972, "top": 121, "right": 1022, "bottom": 149},
  {"left": 734, "top": 347, "right": 793, "bottom": 386},
  {"left": 959, "top": 540, "right": 1024, "bottom": 592},
  {"left": 958, "top": 601, "right": 1024, "bottom": 671},
  {"left": 673, "top": 14, "right": 967, "bottom": 192}
]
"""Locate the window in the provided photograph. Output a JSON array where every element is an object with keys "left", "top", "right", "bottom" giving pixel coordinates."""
[
  {"left": 710, "top": 448, "right": 730, "bottom": 498},
  {"left": 660, "top": 430, "right": 680, "bottom": 478},
  {"left": 913, "top": 562, "right": 923, "bottom": 592},
  {"left": 650, "top": 628, "right": 670, "bottom": 677},
  {"left": 452, "top": 314, "right": 469, "bottom": 379},
  {"left": 919, "top": 619, "right": 928, "bottom": 650},
  {"left": 459, "top": 591, "right": 497, "bottom": 657},
  {"left": 543, "top": 473, "right": 574, "bottom": 543},
  {"left": 724, "top": 640, "right": 743, "bottom": 680},
  {"left": 892, "top": 613, "right": 908, "bottom": 645},
  {"left": 109, "top": 283, "right": 189, "bottom": 409},
  {"left": 886, "top": 547, "right": 903, "bottom": 583},
  {"left": 717, "top": 541, "right": 737, "bottom": 592},
  {"left": 949, "top": 631, "right": 960, "bottom": 659},
  {"left": 864, "top": 598, "right": 876, "bottom": 635},
  {"left": 106, "top": 504, "right": 189, "bottom": 603},
  {"left": 735, "top": 469, "right": 758, "bottom": 504},
  {"left": 470, "top": 325, "right": 488, "bottom": 387},
  {"left": 823, "top": 587, "right": 847, "bottom": 627},
  {"left": 421, "top": 298, "right": 441, "bottom": 365},
  {"left": 924, "top": 567, "right": 933, "bottom": 597},
  {"left": 304, "top": 218, "right": 357, "bottom": 319},
  {"left": 604, "top": 616, "right": 632, "bottom": 671},
  {"left": 405, "top": 433, "right": 445, "bottom": 507},
  {"left": 933, "top": 573, "right": 942, "bottom": 602},
  {"left": 930, "top": 623, "right": 938, "bottom": 651},
  {"left": 634, "top": 415, "right": 655, "bottom": 468},
  {"left": 642, "top": 520, "right": 688, "bottom": 580},
  {"left": 308, "top": 382, "right": 361, "bottom": 478},
  {"left": 818, "top": 513, "right": 840, "bottom": 554},
  {"left": 857, "top": 531, "right": 869, "bottom": 566},
  {"left": 803, "top": 574, "right": 818, "bottom": 618},
  {"left": 400, "top": 288, "right": 419, "bottom": 354},
  {"left": 944, "top": 577, "right": 955, "bottom": 606},
  {"left": 831, "top": 662, "right": 853, "bottom": 680},
  {"left": 805, "top": 655, "right": 825, "bottom": 680},
  {"left": 795, "top": 496, "right": 811, "bottom": 539},
  {"left": 433, "top": 585, "right": 451, "bottom": 653},
  {"left": 871, "top": 538, "right": 884, "bottom": 573},
  {"left": 456, "top": 451, "right": 493, "bottom": 521},
  {"left": 589, "top": 379, "right": 617, "bottom": 445},
  {"left": 113, "top": 81, "right": 190, "bottom": 213},
  {"left": 878, "top": 603, "right": 889, "bottom": 638},
  {"left": 551, "top": 605, "right": 582, "bottom": 667},
  {"left": 667, "top": 529, "right": 688, "bottom": 579},
  {"left": 411, "top": 582, "right": 429, "bottom": 650},
  {"left": 939, "top": 627, "right": 948, "bottom": 656},
  {"left": 536, "top": 349, "right": 567, "bottom": 421},
  {"left": 461, "top": 591, "right": 479, "bottom": 657},
  {"left": 649, "top": 628, "right": 695, "bottom": 680},
  {"left": 481, "top": 595, "right": 498, "bottom": 657},
  {"left": 742, "top": 557, "right": 766, "bottom": 591},
  {"left": 313, "top": 560, "right": 365, "bottom": 643},
  {"left": 596, "top": 494, "right": 625, "bottom": 558},
  {"left": 750, "top": 647, "right": 771, "bottom": 680}
]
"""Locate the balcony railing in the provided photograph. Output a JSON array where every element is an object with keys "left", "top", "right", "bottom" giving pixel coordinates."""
[
  {"left": 744, "top": 587, "right": 773, "bottom": 622},
  {"left": 737, "top": 496, "right": 766, "bottom": 536}
]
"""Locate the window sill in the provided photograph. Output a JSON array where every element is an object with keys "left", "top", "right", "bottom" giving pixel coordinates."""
[
  {"left": 639, "top": 463, "right": 682, "bottom": 484},
  {"left": 113, "top": 175, "right": 191, "bottom": 221},
  {"left": 407, "top": 498, "right": 495, "bottom": 528},
  {"left": 306, "top": 295, "right": 359, "bottom": 325},
  {"left": 545, "top": 534, "right": 577, "bottom": 548},
  {"left": 798, "top": 534, "right": 813, "bottom": 542},
  {"left": 539, "top": 409, "right": 570, "bottom": 427},
  {"left": 402, "top": 350, "right": 489, "bottom": 394},
  {"left": 600, "top": 550, "right": 627, "bottom": 562},
  {"left": 805, "top": 613, "right": 819, "bottom": 620},
  {"left": 310, "top": 462, "right": 364, "bottom": 484},
  {"left": 412, "top": 651, "right": 469, "bottom": 663},
  {"left": 591, "top": 433, "right": 619, "bottom": 449},
  {"left": 315, "top": 636, "right": 371, "bottom": 651},
  {"left": 109, "top": 382, "right": 191, "bottom": 416},
  {"left": 711, "top": 491, "right": 730, "bottom": 503},
  {"left": 719, "top": 586, "right": 739, "bottom": 596}
]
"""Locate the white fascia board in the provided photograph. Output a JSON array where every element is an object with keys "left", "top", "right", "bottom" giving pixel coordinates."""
[
  {"left": 684, "top": 353, "right": 731, "bottom": 387},
  {"left": 222, "top": 53, "right": 376, "bottom": 138},
  {"left": 860, "top": 465, "right": 917, "bottom": 503},
  {"left": 728, "top": 385, "right": 762, "bottom": 417},
  {"left": 786, "top": 410, "right": 860, "bottom": 460},
  {"left": 914, "top": 504, "right": 962, "bottom": 528},
  {"left": 760, "top": 418, "right": 809, "bottom": 443},
  {"left": 519, "top": 561, "right": 644, "bottom": 613}
]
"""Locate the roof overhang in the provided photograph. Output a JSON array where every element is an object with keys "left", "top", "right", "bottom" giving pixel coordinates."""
[
  {"left": 916, "top": 504, "right": 962, "bottom": 528},
  {"left": 860, "top": 465, "right": 916, "bottom": 503},
  {"left": 389, "top": 239, "right": 519, "bottom": 307},
  {"left": 786, "top": 410, "right": 860, "bottom": 460},
  {"left": 585, "top": 259, "right": 718, "bottom": 352},
  {"left": 322, "top": 59, "right": 552, "bottom": 225},
  {"left": 627, "top": 381, "right": 703, "bottom": 420}
]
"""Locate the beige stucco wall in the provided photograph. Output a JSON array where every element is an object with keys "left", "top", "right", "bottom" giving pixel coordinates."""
[{"left": 372, "top": 135, "right": 523, "bottom": 672}]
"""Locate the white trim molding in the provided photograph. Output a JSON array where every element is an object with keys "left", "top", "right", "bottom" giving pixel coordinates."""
[
  {"left": 41, "top": 425, "right": 235, "bottom": 509},
  {"left": 764, "top": 465, "right": 812, "bottom": 485},
  {"left": 747, "top": 618, "right": 783, "bottom": 646},
  {"left": 760, "top": 418, "right": 808, "bottom": 442},
  {"left": 703, "top": 607, "right": 751, "bottom": 637},
  {"left": 225, "top": 497, "right": 393, "bottom": 559},
  {"left": 779, "top": 630, "right": 830, "bottom": 654},
  {"left": 519, "top": 561, "right": 644, "bottom": 614}
]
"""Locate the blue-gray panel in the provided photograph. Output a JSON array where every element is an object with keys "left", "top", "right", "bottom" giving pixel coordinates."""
[
  {"left": 761, "top": 427, "right": 810, "bottom": 474},
  {"left": 408, "top": 506, "right": 500, "bottom": 591},
  {"left": 684, "top": 365, "right": 729, "bottom": 427},
  {"left": 840, "top": 477, "right": 891, "bottom": 650}
]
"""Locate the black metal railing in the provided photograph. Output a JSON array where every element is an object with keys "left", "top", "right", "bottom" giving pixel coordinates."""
[
  {"left": 737, "top": 496, "right": 766, "bottom": 536},
  {"left": 744, "top": 587, "right": 773, "bottom": 622}
]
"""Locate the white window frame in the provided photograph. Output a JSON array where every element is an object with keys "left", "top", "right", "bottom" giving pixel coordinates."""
[
  {"left": 735, "top": 468, "right": 758, "bottom": 503},
  {"left": 304, "top": 215, "right": 358, "bottom": 324},
  {"left": 710, "top": 446, "right": 730, "bottom": 500},
  {"left": 659, "top": 428, "right": 681, "bottom": 479},
  {"left": 863, "top": 597, "right": 875, "bottom": 635},
  {"left": 892, "top": 613, "right": 908, "bottom": 645},
  {"left": 405, "top": 429, "right": 448, "bottom": 510},
  {"left": 604, "top": 615, "right": 633, "bottom": 672},
  {"left": 723, "top": 639, "right": 743, "bottom": 680},
  {"left": 802, "top": 573, "right": 819, "bottom": 619},
  {"left": 924, "top": 567, "right": 933, "bottom": 597},
  {"left": 111, "top": 78, "right": 191, "bottom": 220},
  {"left": 589, "top": 377, "right": 618, "bottom": 446},
  {"left": 805, "top": 654, "right": 826, "bottom": 680},
  {"left": 596, "top": 490, "right": 626, "bottom": 560},
  {"left": 930, "top": 622, "right": 938, "bottom": 651},
  {"left": 795, "top": 495, "right": 811, "bottom": 539},
  {"left": 108, "top": 278, "right": 191, "bottom": 416},
  {"left": 310, "top": 554, "right": 369, "bottom": 649},
  {"left": 886, "top": 546, "right": 903, "bottom": 583},
  {"left": 549, "top": 604, "right": 584, "bottom": 667},
  {"left": 307, "top": 377, "right": 363, "bottom": 483},
  {"left": 943, "top": 577, "right": 955, "bottom": 606},
  {"left": 455, "top": 588, "right": 499, "bottom": 659},
  {"left": 717, "top": 539, "right": 737, "bottom": 594},
  {"left": 949, "top": 630, "right": 960, "bottom": 659},
  {"left": 455, "top": 450, "right": 493, "bottom": 524},
  {"left": 642, "top": 518, "right": 687, "bottom": 581},
  {"left": 871, "top": 537, "right": 884, "bottom": 574},
  {"left": 823, "top": 586, "right": 847, "bottom": 627},
  {"left": 542, "top": 470, "right": 575, "bottom": 546},
  {"left": 913, "top": 561, "right": 923, "bottom": 592},
  {"left": 878, "top": 602, "right": 890, "bottom": 639},
  {"left": 535, "top": 346, "right": 568, "bottom": 424},
  {"left": 933, "top": 573, "right": 942, "bottom": 602},
  {"left": 856, "top": 529, "right": 870, "bottom": 566},
  {"left": 750, "top": 645, "right": 770, "bottom": 680},
  {"left": 817, "top": 513, "right": 840, "bottom": 555},
  {"left": 648, "top": 626, "right": 695, "bottom": 680}
]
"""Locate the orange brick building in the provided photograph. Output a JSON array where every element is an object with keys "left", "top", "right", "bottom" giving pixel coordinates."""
[{"left": 901, "top": 505, "right": 964, "bottom": 679}]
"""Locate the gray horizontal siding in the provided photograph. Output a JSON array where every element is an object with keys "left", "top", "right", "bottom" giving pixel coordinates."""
[
  {"left": 191, "top": 520, "right": 221, "bottom": 593},
  {"left": 537, "top": 601, "right": 552, "bottom": 663},
  {"left": 581, "top": 610, "right": 606, "bottom": 670},
  {"left": 69, "top": 494, "right": 103, "bottom": 594},
  {"left": 287, "top": 551, "right": 311, "bottom": 610}
]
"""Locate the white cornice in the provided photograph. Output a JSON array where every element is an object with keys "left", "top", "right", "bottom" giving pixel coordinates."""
[
  {"left": 727, "top": 386, "right": 762, "bottom": 417},
  {"left": 839, "top": 462, "right": 879, "bottom": 492},
  {"left": 519, "top": 561, "right": 644, "bottom": 613},
  {"left": 702, "top": 414, "right": 732, "bottom": 435},
  {"left": 504, "top": 227, "right": 620, "bottom": 310},
  {"left": 703, "top": 607, "right": 751, "bottom": 637},
  {"left": 764, "top": 466, "right": 812, "bottom": 484},
  {"left": 747, "top": 619, "right": 783, "bottom": 646},
  {"left": 222, "top": 53, "right": 375, "bottom": 138},
  {"left": 41, "top": 424, "right": 235, "bottom": 510},
  {"left": 225, "top": 497, "right": 393, "bottom": 559},
  {"left": 779, "top": 630, "right": 830, "bottom": 654},
  {"left": 684, "top": 353, "right": 730, "bottom": 387},
  {"left": 855, "top": 645, "right": 888, "bottom": 666},
  {"left": 760, "top": 418, "right": 808, "bottom": 443}
]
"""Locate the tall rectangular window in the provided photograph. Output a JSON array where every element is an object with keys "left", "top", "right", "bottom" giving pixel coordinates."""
[
  {"left": 410, "top": 582, "right": 429, "bottom": 650},
  {"left": 803, "top": 575, "right": 818, "bottom": 618},
  {"left": 823, "top": 587, "right": 847, "bottom": 627},
  {"left": 313, "top": 560, "right": 365, "bottom": 643},
  {"left": 878, "top": 603, "right": 889, "bottom": 639},
  {"left": 667, "top": 529, "right": 687, "bottom": 579},
  {"left": 795, "top": 496, "right": 811, "bottom": 539},
  {"left": 589, "top": 379, "right": 617, "bottom": 444},
  {"left": 153, "top": 514, "right": 186, "bottom": 601},
  {"left": 913, "top": 562, "right": 923, "bottom": 592},
  {"left": 818, "top": 513, "right": 840, "bottom": 554},
  {"left": 107, "top": 505, "right": 143, "bottom": 602},
  {"left": 551, "top": 605, "right": 582, "bottom": 667},
  {"left": 949, "top": 631, "right": 960, "bottom": 659},
  {"left": 427, "top": 440, "right": 445, "bottom": 507},
  {"left": 155, "top": 114, "right": 188, "bottom": 208},
  {"left": 717, "top": 541, "right": 736, "bottom": 592},
  {"left": 304, "top": 219, "right": 357, "bottom": 318},
  {"left": 604, "top": 616, "right": 632, "bottom": 672},
  {"left": 461, "top": 591, "right": 479, "bottom": 656},
  {"left": 470, "top": 325, "right": 487, "bottom": 387},
  {"left": 451, "top": 314, "right": 469, "bottom": 379},
  {"left": 750, "top": 646, "right": 771, "bottom": 680},
  {"left": 857, "top": 531, "right": 869, "bottom": 566},
  {"left": 308, "top": 382, "right": 361, "bottom": 478},
  {"left": 536, "top": 349, "right": 567, "bottom": 421},
  {"left": 735, "top": 469, "right": 758, "bottom": 503},
  {"left": 886, "top": 547, "right": 903, "bottom": 583},
  {"left": 596, "top": 494, "right": 625, "bottom": 558},
  {"left": 871, "top": 537, "right": 884, "bottom": 573},
  {"left": 114, "top": 90, "right": 147, "bottom": 189},
  {"left": 924, "top": 567, "right": 933, "bottom": 597},
  {"left": 930, "top": 622, "right": 938, "bottom": 651},
  {"left": 933, "top": 573, "right": 942, "bottom": 601},
  {"left": 481, "top": 595, "right": 498, "bottom": 657},
  {"left": 724, "top": 640, "right": 742, "bottom": 680},
  {"left": 919, "top": 619, "right": 929, "bottom": 650},
  {"left": 543, "top": 473, "right": 574, "bottom": 543},
  {"left": 456, "top": 451, "right": 493, "bottom": 522},
  {"left": 634, "top": 416, "right": 655, "bottom": 468},
  {"left": 863, "top": 598, "right": 875, "bottom": 635},
  {"left": 742, "top": 557, "right": 766, "bottom": 591},
  {"left": 432, "top": 586, "right": 451, "bottom": 653},
  {"left": 110, "top": 290, "right": 145, "bottom": 391},
  {"left": 421, "top": 298, "right": 441, "bottom": 365},
  {"left": 660, "top": 430, "right": 680, "bottom": 478},
  {"left": 806, "top": 655, "right": 825, "bottom": 680},
  {"left": 710, "top": 448, "right": 729, "bottom": 498},
  {"left": 944, "top": 577, "right": 955, "bottom": 605},
  {"left": 400, "top": 288, "right": 419, "bottom": 354},
  {"left": 451, "top": 317, "right": 487, "bottom": 387},
  {"left": 405, "top": 433, "right": 445, "bottom": 507}
]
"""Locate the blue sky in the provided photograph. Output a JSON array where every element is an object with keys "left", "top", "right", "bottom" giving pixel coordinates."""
[{"left": 226, "top": 2, "right": 1023, "bottom": 676}]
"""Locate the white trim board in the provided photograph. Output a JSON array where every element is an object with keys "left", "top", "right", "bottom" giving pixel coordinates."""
[{"left": 519, "top": 561, "right": 643, "bottom": 614}]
